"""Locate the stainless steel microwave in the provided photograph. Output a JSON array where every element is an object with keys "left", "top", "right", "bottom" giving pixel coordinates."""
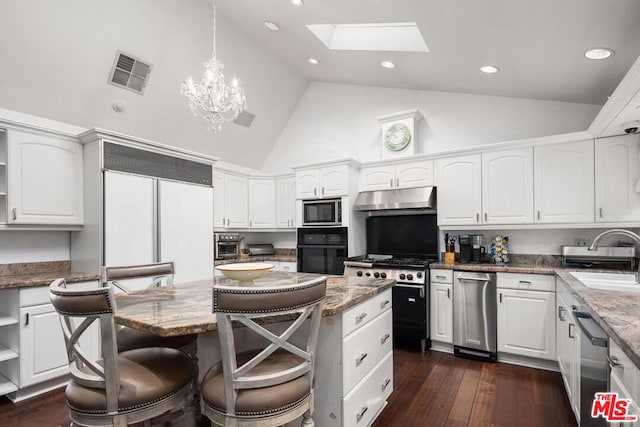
[{"left": 302, "top": 199, "right": 342, "bottom": 226}]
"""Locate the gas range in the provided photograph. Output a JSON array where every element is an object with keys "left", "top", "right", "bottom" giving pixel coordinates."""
[{"left": 343, "top": 255, "right": 438, "bottom": 285}]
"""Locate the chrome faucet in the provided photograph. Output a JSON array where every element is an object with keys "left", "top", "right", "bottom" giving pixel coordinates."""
[{"left": 589, "top": 228, "right": 640, "bottom": 277}]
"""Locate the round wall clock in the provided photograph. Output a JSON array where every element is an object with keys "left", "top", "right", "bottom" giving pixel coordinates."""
[{"left": 384, "top": 123, "right": 411, "bottom": 151}]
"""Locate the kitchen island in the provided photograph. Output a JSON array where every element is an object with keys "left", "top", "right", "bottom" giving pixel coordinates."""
[{"left": 115, "top": 271, "right": 395, "bottom": 427}]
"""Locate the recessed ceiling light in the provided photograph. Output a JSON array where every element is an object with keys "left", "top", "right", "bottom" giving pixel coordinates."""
[
  {"left": 264, "top": 21, "right": 280, "bottom": 31},
  {"left": 381, "top": 60, "right": 395, "bottom": 69},
  {"left": 307, "top": 58, "right": 319, "bottom": 65},
  {"left": 291, "top": 0, "right": 304, "bottom": 5},
  {"left": 480, "top": 65, "right": 500, "bottom": 74},
  {"left": 584, "top": 48, "right": 615, "bottom": 60}
]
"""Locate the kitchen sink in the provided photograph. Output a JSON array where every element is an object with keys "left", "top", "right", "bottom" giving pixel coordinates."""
[{"left": 570, "top": 272, "right": 640, "bottom": 292}]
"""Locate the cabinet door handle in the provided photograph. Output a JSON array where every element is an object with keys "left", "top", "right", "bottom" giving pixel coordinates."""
[
  {"left": 355, "top": 312, "right": 367, "bottom": 323},
  {"left": 499, "top": 293, "right": 503, "bottom": 303},
  {"left": 322, "top": 187, "right": 325, "bottom": 195},
  {"left": 518, "top": 280, "right": 532, "bottom": 284},
  {"left": 396, "top": 178, "right": 399, "bottom": 187},
  {"left": 380, "top": 300, "right": 390, "bottom": 309},
  {"left": 356, "top": 406, "right": 368, "bottom": 422},
  {"left": 380, "top": 333, "right": 390, "bottom": 345},
  {"left": 25, "top": 313, "right": 29, "bottom": 326},
  {"left": 390, "top": 179, "right": 394, "bottom": 188},
  {"left": 222, "top": 217, "right": 225, "bottom": 226},
  {"left": 484, "top": 212, "right": 488, "bottom": 222},
  {"left": 599, "top": 207, "right": 603, "bottom": 218},
  {"left": 447, "top": 288, "right": 450, "bottom": 299},
  {"left": 355, "top": 353, "right": 368, "bottom": 366},
  {"left": 249, "top": 220, "right": 252, "bottom": 228},
  {"left": 314, "top": 188, "right": 317, "bottom": 196},
  {"left": 476, "top": 213, "right": 480, "bottom": 223},
  {"left": 537, "top": 210, "right": 541, "bottom": 220},
  {"left": 558, "top": 306, "right": 565, "bottom": 321},
  {"left": 381, "top": 378, "right": 391, "bottom": 392},
  {"left": 607, "top": 355, "right": 622, "bottom": 370},
  {"left": 12, "top": 208, "right": 16, "bottom": 221},
  {"left": 568, "top": 323, "right": 576, "bottom": 339},
  {"left": 436, "top": 275, "right": 447, "bottom": 280}
]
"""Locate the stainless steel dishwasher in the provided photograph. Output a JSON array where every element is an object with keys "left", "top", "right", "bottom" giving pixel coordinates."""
[{"left": 453, "top": 271, "right": 497, "bottom": 361}]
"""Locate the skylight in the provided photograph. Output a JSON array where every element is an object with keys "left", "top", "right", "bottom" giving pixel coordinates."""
[{"left": 307, "top": 23, "right": 429, "bottom": 52}]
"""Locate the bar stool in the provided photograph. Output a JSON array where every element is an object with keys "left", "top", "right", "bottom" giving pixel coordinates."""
[
  {"left": 49, "top": 278, "right": 195, "bottom": 427},
  {"left": 201, "top": 276, "right": 327, "bottom": 427}
]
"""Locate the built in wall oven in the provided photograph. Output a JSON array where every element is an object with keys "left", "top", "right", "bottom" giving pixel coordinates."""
[
  {"left": 297, "top": 227, "right": 347, "bottom": 274},
  {"left": 302, "top": 198, "right": 342, "bottom": 226},
  {"left": 214, "top": 232, "right": 240, "bottom": 260}
]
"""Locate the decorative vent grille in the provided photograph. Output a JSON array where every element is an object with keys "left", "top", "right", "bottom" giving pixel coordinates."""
[
  {"left": 108, "top": 51, "right": 152, "bottom": 95},
  {"left": 234, "top": 111, "right": 255, "bottom": 128}
]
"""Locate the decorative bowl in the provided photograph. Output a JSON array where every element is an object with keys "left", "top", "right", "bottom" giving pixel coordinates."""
[{"left": 215, "top": 262, "right": 274, "bottom": 285}]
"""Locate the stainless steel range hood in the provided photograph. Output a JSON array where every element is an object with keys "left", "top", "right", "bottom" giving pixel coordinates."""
[{"left": 353, "top": 187, "right": 436, "bottom": 211}]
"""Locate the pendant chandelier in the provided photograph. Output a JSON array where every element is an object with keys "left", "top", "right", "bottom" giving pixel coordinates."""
[{"left": 180, "top": 0, "right": 246, "bottom": 132}]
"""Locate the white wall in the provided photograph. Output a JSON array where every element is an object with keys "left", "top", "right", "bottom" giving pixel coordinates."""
[
  {"left": 0, "top": 0, "right": 307, "bottom": 170},
  {"left": 0, "top": 232, "right": 69, "bottom": 264},
  {"left": 261, "top": 82, "right": 602, "bottom": 172}
]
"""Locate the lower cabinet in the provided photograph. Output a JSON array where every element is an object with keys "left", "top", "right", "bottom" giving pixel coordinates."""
[
  {"left": 314, "top": 289, "right": 393, "bottom": 427},
  {"left": 496, "top": 273, "right": 556, "bottom": 361},
  {"left": 609, "top": 338, "right": 640, "bottom": 425},
  {"left": 556, "top": 278, "right": 581, "bottom": 424},
  {"left": 430, "top": 282, "right": 453, "bottom": 344}
]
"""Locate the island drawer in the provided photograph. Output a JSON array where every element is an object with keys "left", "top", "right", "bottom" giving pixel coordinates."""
[
  {"left": 342, "top": 289, "right": 391, "bottom": 337},
  {"left": 342, "top": 351, "right": 393, "bottom": 427},
  {"left": 430, "top": 269, "right": 453, "bottom": 284},
  {"left": 342, "top": 309, "right": 393, "bottom": 394},
  {"left": 497, "top": 273, "right": 555, "bottom": 292},
  {"left": 609, "top": 338, "right": 639, "bottom": 403}
]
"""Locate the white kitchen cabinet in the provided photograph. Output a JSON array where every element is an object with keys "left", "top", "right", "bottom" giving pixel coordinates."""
[
  {"left": 436, "top": 154, "right": 482, "bottom": 226},
  {"left": 497, "top": 273, "right": 556, "bottom": 361},
  {"left": 557, "top": 278, "right": 581, "bottom": 423},
  {"left": 430, "top": 283, "right": 453, "bottom": 344},
  {"left": 360, "top": 160, "right": 434, "bottom": 191},
  {"left": 595, "top": 134, "right": 640, "bottom": 223},
  {"left": 534, "top": 139, "right": 594, "bottom": 224},
  {"left": 215, "top": 172, "right": 248, "bottom": 228},
  {"left": 482, "top": 148, "right": 533, "bottom": 224},
  {"left": 609, "top": 369, "right": 639, "bottom": 427},
  {"left": 248, "top": 179, "right": 276, "bottom": 228},
  {"left": 295, "top": 165, "right": 348, "bottom": 199},
  {"left": 275, "top": 176, "right": 295, "bottom": 228},
  {"left": 6, "top": 129, "right": 83, "bottom": 225},
  {"left": 313, "top": 289, "right": 393, "bottom": 427},
  {"left": 0, "top": 288, "right": 19, "bottom": 396}
]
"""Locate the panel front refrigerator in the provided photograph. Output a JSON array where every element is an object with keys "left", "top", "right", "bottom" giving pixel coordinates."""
[{"left": 103, "top": 170, "right": 213, "bottom": 288}]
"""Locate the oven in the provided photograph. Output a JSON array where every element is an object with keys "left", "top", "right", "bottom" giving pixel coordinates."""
[
  {"left": 302, "top": 198, "right": 342, "bottom": 226},
  {"left": 297, "top": 227, "right": 348, "bottom": 274},
  {"left": 214, "top": 232, "right": 240, "bottom": 259}
]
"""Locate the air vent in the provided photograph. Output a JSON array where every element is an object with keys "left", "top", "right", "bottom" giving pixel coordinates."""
[
  {"left": 234, "top": 111, "right": 255, "bottom": 128},
  {"left": 108, "top": 51, "right": 152, "bottom": 95}
]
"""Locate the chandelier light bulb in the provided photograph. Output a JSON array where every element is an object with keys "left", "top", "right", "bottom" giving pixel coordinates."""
[{"left": 180, "top": 0, "right": 247, "bottom": 132}]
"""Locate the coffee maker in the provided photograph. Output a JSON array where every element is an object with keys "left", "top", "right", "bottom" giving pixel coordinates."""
[{"left": 458, "top": 234, "right": 485, "bottom": 263}]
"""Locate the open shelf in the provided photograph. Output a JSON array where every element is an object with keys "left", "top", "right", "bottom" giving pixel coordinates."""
[
  {"left": 0, "top": 372, "right": 18, "bottom": 396},
  {"left": 0, "top": 314, "right": 18, "bottom": 327},
  {"left": 0, "top": 344, "right": 17, "bottom": 363}
]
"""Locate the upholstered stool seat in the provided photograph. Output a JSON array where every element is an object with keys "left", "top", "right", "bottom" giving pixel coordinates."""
[
  {"left": 202, "top": 350, "right": 310, "bottom": 417},
  {"left": 67, "top": 347, "right": 194, "bottom": 414},
  {"left": 116, "top": 328, "right": 197, "bottom": 353}
]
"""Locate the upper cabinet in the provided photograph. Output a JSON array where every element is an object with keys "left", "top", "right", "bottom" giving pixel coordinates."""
[
  {"left": 275, "top": 176, "right": 295, "bottom": 228},
  {"left": 595, "top": 134, "right": 640, "bottom": 223},
  {"left": 360, "top": 159, "right": 434, "bottom": 192},
  {"left": 482, "top": 148, "right": 533, "bottom": 225},
  {"left": 534, "top": 139, "right": 594, "bottom": 224},
  {"left": 214, "top": 171, "right": 248, "bottom": 228},
  {"left": 295, "top": 164, "right": 349, "bottom": 199},
  {"left": 248, "top": 179, "right": 276, "bottom": 228},
  {"left": 6, "top": 129, "right": 83, "bottom": 226},
  {"left": 436, "top": 154, "right": 482, "bottom": 226}
]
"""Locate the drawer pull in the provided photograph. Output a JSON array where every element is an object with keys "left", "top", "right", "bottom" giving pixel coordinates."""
[
  {"left": 518, "top": 280, "right": 532, "bottom": 284},
  {"left": 355, "top": 312, "right": 367, "bottom": 323},
  {"left": 355, "top": 353, "right": 368, "bottom": 366},
  {"left": 436, "top": 275, "right": 447, "bottom": 280},
  {"left": 24, "top": 313, "right": 29, "bottom": 326},
  {"left": 568, "top": 323, "right": 576, "bottom": 339},
  {"left": 356, "top": 406, "right": 368, "bottom": 422},
  {"left": 380, "top": 300, "right": 390, "bottom": 309},
  {"left": 380, "top": 333, "right": 390, "bottom": 345},
  {"left": 608, "top": 355, "right": 622, "bottom": 370},
  {"left": 558, "top": 306, "right": 565, "bottom": 321},
  {"left": 381, "top": 378, "right": 391, "bottom": 392}
]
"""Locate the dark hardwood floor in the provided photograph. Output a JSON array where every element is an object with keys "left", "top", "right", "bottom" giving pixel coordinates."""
[{"left": 0, "top": 348, "right": 576, "bottom": 426}]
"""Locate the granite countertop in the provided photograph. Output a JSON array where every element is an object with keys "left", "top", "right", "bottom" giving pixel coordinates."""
[
  {"left": 0, "top": 261, "right": 99, "bottom": 290},
  {"left": 115, "top": 272, "right": 394, "bottom": 337},
  {"left": 214, "top": 254, "right": 297, "bottom": 265}
]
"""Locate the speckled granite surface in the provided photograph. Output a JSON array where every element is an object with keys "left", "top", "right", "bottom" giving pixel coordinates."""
[
  {"left": 430, "top": 262, "right": 558, "bottom": 274},
  {"left": 0, "top": 261, "right": 98, "bottom": 289},
  {"left": 115, "top": 272, "right": 394, "bottom": 337}
]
